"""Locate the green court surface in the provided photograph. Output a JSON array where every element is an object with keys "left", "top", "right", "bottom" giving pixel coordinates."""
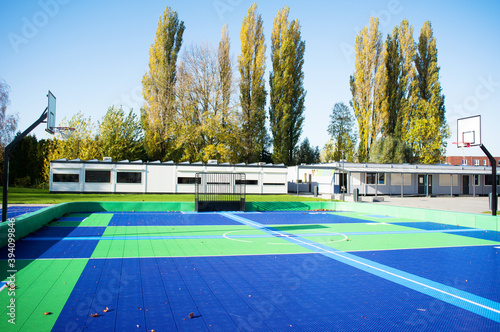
[{"left": 0, "top": 259, "right": 87, "bottom": 331}]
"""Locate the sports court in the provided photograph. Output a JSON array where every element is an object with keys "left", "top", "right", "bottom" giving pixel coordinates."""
[{"left": 1, "top": 208, "right": 499, "bottom": 331}]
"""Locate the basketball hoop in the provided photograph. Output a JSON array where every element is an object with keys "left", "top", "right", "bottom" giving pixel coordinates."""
[
  {"left": 53, "top": 127, "right": 75, "bottom": 139},
  {"left": 452, "top": 142, "right": 471, "bottom": 148},
  {"left": 452, "top": 142, "right": 470, "bottom": 161}
]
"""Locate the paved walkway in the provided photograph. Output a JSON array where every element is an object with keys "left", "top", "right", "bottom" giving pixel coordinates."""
[{"left": 372, "top": 196, "right": 493, "bottom": 214}]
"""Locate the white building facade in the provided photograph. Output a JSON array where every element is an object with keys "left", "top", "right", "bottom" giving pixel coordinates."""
[
  {"left": 50, "top": 159, "right": 288, "bottom": 195},
  {"left": 288, "top": 162, "right": 500, "bottom": 197}
]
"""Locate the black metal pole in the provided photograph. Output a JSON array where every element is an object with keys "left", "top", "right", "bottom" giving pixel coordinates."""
[
  {"left": 2, "top": 108, "right": 48, "bottom": 222},
  {"left": 480, "top": 144, "right": 497, "bottom": 216}
]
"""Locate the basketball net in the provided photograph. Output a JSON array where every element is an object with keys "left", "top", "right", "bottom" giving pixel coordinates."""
[
  {"left": 53, "top": 127, "right": 75, "bottom": 140},
  {"left": 452, "top": 142, "right": 470, "bottom": 161}
]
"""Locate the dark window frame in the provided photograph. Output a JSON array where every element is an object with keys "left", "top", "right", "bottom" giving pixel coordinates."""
[
  {"left": 485, "top": 174, "right": 499, "bottom": 186},
  {"left": 177, "top": 177, "right": 201, "bottom": 184},
  {"left": 53, "top": 173, "right": 79, "bottom": 183},
  {"left": 117, "top": 171, "right": 142, "bottom": 184},
  {"left": 85, "top": 170, "right": 111, "bottom": 183},
  {"left": 236, "top": 180, "right": 258, "bottom": 185}
]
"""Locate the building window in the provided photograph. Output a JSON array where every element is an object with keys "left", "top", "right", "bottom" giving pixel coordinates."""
[
  {"left": 85, "top": 170, "right": 111, "bottom": 183},
  {"left": 484, "top": 160, "right": 487, "bottom": 166},
  {"left": 439, "top": 174, "right": 458, "bottom": 187},
  {"left": 177, "top": 177, "right": 201, "bottom": 184},
  {"left": 474, "top": 159, "right": 479, "bottom": 166},
  {"left": 366, "top": 173, "right": 384, "bottom": 185},
  {"left": 473, "top": 175, "right": 479, "bottom": 186},
  {"left": 117, "top": 172, "right": 142, "bottom": 184},
  {"left": 498, "top": 160, "right": 500, "bottom": 166},
  {"left": 462, "top": 159, "right": 467, "bottom": 165},
  {"left": 391, "top": 173, "right": 411, "bottom": 186},
  {"left": 236, "top": 180, "right": 258, "bottom": 185},
  {"left": 485, "top": 175, "right": 500, "bottom": 186},
  {"left": 53, "top": 173, "right": 79, "bottom": 182}
]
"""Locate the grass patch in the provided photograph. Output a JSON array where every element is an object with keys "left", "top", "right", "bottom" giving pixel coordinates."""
[{"left": 1, "top": 187, "right": 328, "bottom": 204}]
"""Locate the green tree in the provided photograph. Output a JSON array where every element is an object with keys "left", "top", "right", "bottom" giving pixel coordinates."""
[
  {"left": 98, "top": 106, "right": 144, "bottom": 161},
  {"left": 294, "top": 138, "right": 319, "bottom": 164},
  {"left": 350, "top": 16, "right": 388, "bottom": 162},
  {"left": 43, "top": 111, "right": 99, "bottom": 181},
  {"left": 369, "top": 136, "right": 411, "bottom": 164},
  {"left": 238, "top": 3, "right": 267, "bottom": 163},
  {"left": 327, "top": 102, "right": 357, "bottom": 162},
  {"left": 385, "top": 19, "right": 416, "bottom": 138},
  {"left": 9, "top": 134, "right": 44, "bottom": 187},
  {"left": 403, "top": 21, "right": 450, "bottom": 163},
  {"left": 142, "top": 6, "right": 185, "bottom": 161},
  {"left": 175, "top": 32, "right": 240, "bottom": 163},
  {"left": 269, "top": 6, "right": 306, "bottom": 166}
]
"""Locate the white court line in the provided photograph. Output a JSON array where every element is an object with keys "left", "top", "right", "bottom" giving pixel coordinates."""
[
  {"left": 222, "top": 230, "right": 252, "bottom": 243},
  {"left": 283, "top": 231, "right": 500, "bottom": 316},
  {"left": 221, "top": 212, "right": 500, "bottom": 317}
]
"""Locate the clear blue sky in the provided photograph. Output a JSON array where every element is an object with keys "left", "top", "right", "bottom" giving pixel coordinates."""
[{"left": 1, "top": 0, "right": 500, "bottom": 157}]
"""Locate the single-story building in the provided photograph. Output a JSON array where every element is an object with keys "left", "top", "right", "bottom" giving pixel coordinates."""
[
  {"left": 50, "top": 159, "right": 288, "bottom": 195},
  {"left": 288, "top": 162, "right": 500, "bottom": 197}
]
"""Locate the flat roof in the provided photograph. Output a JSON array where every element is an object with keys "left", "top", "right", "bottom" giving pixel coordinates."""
[{"left": 295, "top": 162, "right": 500, "bottom": 175}]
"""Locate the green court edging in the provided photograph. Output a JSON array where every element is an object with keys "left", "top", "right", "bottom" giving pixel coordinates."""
[
  {"left": 1, "top": 200, "right": 499, "bottom": 248},
  {"left": 335, "top": 202, "right": 500, "bottom": 231},
  {"left": 0, "top": 201, "right": 194, "bottom": 247}
]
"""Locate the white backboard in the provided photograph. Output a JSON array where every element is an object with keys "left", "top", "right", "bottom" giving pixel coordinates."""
[
  {"left": 46, "top": 90, "right": 56, "bottom": 134},
  {"left": 456, "top": 115, "right": 481, "bottom": 147}
]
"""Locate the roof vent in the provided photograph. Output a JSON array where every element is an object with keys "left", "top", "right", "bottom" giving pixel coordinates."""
[
  {"left": 103, "top": 157, "right": 112, "bottom": 162},
  {"left": 207, "top": 159, "right": 218, "bottom": 164}
]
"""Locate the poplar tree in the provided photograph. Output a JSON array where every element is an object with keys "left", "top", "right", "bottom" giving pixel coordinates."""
[
  {"left": 238, "top": 3, "right": 267, "bottom": 163},
  {"left": 142, "top": 6, "right": 185, "bottom": 161},
  {"left": 385, "top": 19, "right": 416, "bottom": 137},
  {"left": 404, "top": 21, "right": 449, "bottom": 163},
  {"left": 269, "top": 6, "right": 306, "bottom": 165},
  {"left": 350, "top": 17, "right": 388, "bottom": 162},
  {"left": 327, "top": 102, "right": 357, "bottom": 162}
]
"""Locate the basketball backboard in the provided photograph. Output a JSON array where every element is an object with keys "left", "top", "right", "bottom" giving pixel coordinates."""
[
  {"left": 456, "top": 115, "right": 481, "bottom": 148},
  {"left": 46, "top": 90, "right": 56, "bottom": 134}
]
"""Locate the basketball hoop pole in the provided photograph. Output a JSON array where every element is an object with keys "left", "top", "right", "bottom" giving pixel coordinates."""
[
  {"left": 2, "top": 107, "right": 48, "bottom": 222},
  {"left": 480, "top": 144, "right": 497, "bottom": 216}
]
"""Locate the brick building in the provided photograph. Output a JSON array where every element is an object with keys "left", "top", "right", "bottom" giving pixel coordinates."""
[{"left": 445, "top": 156, "right": 500, "bottom": 167}]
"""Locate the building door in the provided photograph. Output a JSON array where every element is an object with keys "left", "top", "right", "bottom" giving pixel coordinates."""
[
  {"left": 418, "top": 175, "right": 432, "bottom": 195},
  {"left": 463, "top": 175, "right": 469, "bottom": 195},
  {"left": 339, "top": 173, "right": 347, "bottom": 193}
]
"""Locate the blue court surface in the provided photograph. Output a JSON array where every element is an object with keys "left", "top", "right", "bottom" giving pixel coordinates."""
[
  {"left": 0, "top": 205, "right": 45, "bottom": 219},
  {"left": 0, "top": 210, "right": 499, "bottom": 331}
]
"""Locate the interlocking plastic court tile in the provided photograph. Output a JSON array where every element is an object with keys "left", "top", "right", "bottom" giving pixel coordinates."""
[
  {"left": 27, "top": 226, "right": 106, "bottom": 238},
  {"left": 0, "top": 205, "right": 45, "bottom": 219},
  {"left": 54, "top": 255, "right": 498, "bottom": 331},
  {"left": 0, "top": 259, "right": 87, "bottom": 331},
  {"left": 235, "top": 211, "right": 370, "bottom": 225},
  {"left": 353, "top": 245, "right": 500, "bottom": 302},
  {"left": 0, "top": 239, "right": 99, "bottom": 259},
  {"left": 305, "top": 232, "right": 499, "bottom": 252},
  {"left": 108, "top": 212, "right": 242, "bottom": 226},
  {"left": 392, "top": 221, "right": 471, "bottom": 231}
]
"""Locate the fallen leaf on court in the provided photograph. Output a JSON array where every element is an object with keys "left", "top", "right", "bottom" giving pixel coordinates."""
[
  {"left": 102, "top": 307, "right": 110, "bottom": 312},
  {"left": 189, "top": 312, "right": 194, "bottom": 318},
  {"left": 44, "top": 312, "right": 52, "bottom": 315},
  {"left": 91, "top": 313, "right": 100, "bottom": 318}
]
